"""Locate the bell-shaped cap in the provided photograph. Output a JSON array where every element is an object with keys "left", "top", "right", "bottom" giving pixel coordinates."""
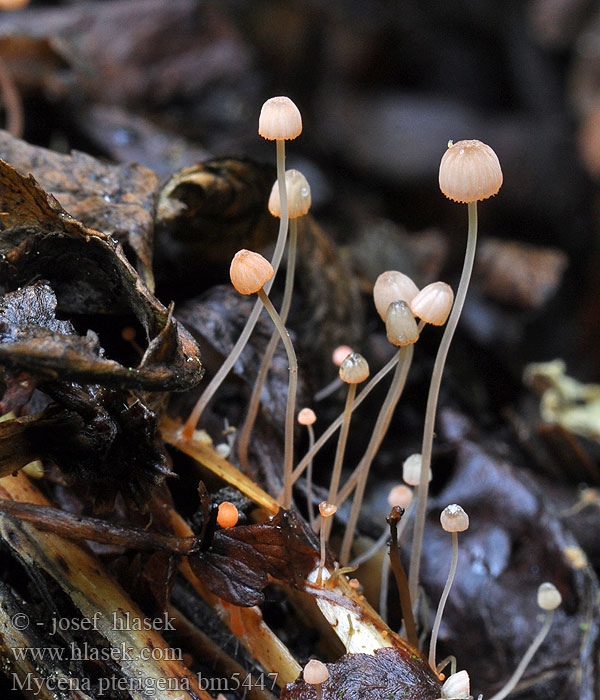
[
  {"left": 303, "top": 659, "right": 329, "bottom": 685},
  {"left": 537, "top": 582, "right": 562, "bottom": 611},
  {"left": 338, "top": 352, "right": 369, "bottom": 384},
  {"left": 374, "top": 270, "right": 419, "bottom": 321},
  {"left": 385, "top": 301, "right": 419, "bottom": 346},
  {"left": 259, "top": 96, "right": 302, "bottom": 140},
  {"left": 268, "top": 169, "right": 311, "bottom": 218},
  {"left": 439, "top": 139, "right": 502, "bottom": 203},
  {"left": 410, "top": 282, "right": 454, "bottom": 326},
  {"left": 440, "top": 504, "right": 469, "bottom": 532},
  {"left": 230, "top": 249, "right": 274, "bottom": 295}
]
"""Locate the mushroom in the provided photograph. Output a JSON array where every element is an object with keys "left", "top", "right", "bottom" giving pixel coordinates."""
[
  {"left": 182, "top": 97, "right": 302, "bottom": 441},
  {"left": 408, "top": 139, "right": 502, "bottom": 603},
  {"left": 230, "top": 249, "right": 299, "bottom": 509},
  {"left": 303, "top": 659, "right": 329, "bottom": 700},
  {"left": 298, "top": 407, "right": 317, "bottom": 527},
  {"left": 237, "top": 169, "right": 311, "bottom": 475},
  {"left": 429, "top": 504, "right": 470, "bottom": 671}
]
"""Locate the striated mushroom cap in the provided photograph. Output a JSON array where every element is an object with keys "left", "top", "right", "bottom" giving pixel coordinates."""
[{"left": 439, "top": 139, "right": 503, "bottom": 203}]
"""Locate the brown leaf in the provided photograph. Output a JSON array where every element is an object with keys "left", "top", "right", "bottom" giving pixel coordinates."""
[
  {"left": 0, "top": 159, "right": 203, "bottom": 392},
  {"left": 0, "top": 130, "right": 158, "bottom": 289},
  {"left": 280, "top": 647, "right": 441, "bottom": 700},
  {"left": 189, "top": 509, "right": 321, "bottom": 607}
]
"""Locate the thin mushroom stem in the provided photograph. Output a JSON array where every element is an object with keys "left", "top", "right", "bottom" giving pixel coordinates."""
[
  {"left": 256, "top": 287, "right": 298, "bottom": 509},
  {"left": 323, "top": 382, "right": 357, "bottom": 543},
  {"left": 305, "top": 422, "right": 316, "bottom": 527},
  {"left": 182, "top": 140, "right": 289, "bottom": 440},
  {"left": 238, "top": 217, "right": 298, "bottom": 473},
  {"left": 286, "top": 350, "right": 401, "bottom": 498},
  {"left": 487, "top": 610, "right": 556, "bottom": 700},
  {"left": 408, "top": 201, "right": 478, "bottom": 601},
  {"left": 428, "top": 531, "right": 459, "bottom": 670},
  {"left": 338, "top": 345, "right": 413, "bottom": 564}
]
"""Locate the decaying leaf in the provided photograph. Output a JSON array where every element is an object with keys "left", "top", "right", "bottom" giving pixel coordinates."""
[
  {"left": 189, "top": 508, "right": 321, "bottom": 607},
  {"left": 0, "top": 159, "right": 203, "bottom": 392},
  {"left": 280, "top": 647, "right": 441, "bottom": 700}
]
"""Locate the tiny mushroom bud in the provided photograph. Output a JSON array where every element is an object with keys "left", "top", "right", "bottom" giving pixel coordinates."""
[
  {"left": 339, "top": 352, "right": 370, "bottom": 384},
  {"left": 217, "top": 501, "right": 239, "bottom": 528},
  {"left": 387, "top": 484, "right": 413, "bottom": 510},
  {"left": 332, "top": 345, "right": 353, "bottom": 366},
  {"left": 410, "top": 282, "right": 454, "bottom": 326},
  {"left": 537, "top": 582, "right": 562, "bottom": 610},
  {"left": 403, "top": 453, "right": 431, "bottom": 486},
  {"left": 441, "top": 670, "right": 471, "bottom": 699},
  {"left": 230, "top": 249, "right": 274, "bottom": 295},
  {"left": 259, "top": 96, "right": 302, "bottom": 140},
  {"left": 303, "top": 659, "right": 329, "bottom": 700},
  {"left": 268, "top": 169, "right": 311, "bottom": 218},
  {"left": 439, "top": 139, "right": 503, "bottom": 204},
  {"left": 298, "top": 407, "right": 317, "bottom": 426},
  {"left": 319, "top": 501, "right": 337, "bottom": 518},
  {"left": 374, "top": 270, "right": 420, "bottom": 321},
  {"left": 440, "top": 504, "right": 470, "bottom": 532},
  {"left": 386, "top": 301, "right": 419, "bottom": 346}
]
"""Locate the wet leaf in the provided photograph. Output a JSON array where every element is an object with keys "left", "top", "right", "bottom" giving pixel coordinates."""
[
  {"left": 280, "top": 647, "right": 441, "bottom": 700},
  {"left": 0, "top": 130, "right": 158, "bottom": 289},
  {"left": 418, "top": 426, "right": 600, "bottom": 699},
  {"left": 189, "top": 509, "right": 321, "bottom": 607},
  {"left": 0, "top": 159, "right": 203, "bottom": 392}
]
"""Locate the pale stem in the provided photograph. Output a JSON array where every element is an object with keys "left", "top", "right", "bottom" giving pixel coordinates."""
[
  {"left": 408, "top": 201, "right": 478, "bottom": 602},
  {"left": 256, "top": 287, "right": 298, "bottom": 509},
  {"left": 428, "top": 531, "right": 459, "bottom": 670},
  {"left": 305, "top": 424, "right": 316, "bottom": 528},
  {"left": 182, "top": 139, "right": 289, "bottom": 440},
  {"left": 237, "top": 218, "right": 298, "bottom": 473},
  {"left": 286, "top": 351, "right": 401, "bottom": 497},
  {"left": 339, "top": 345, "right": 413, "bottom": 565},
  {"left": 488, "top": 611, "right": 555, "bottom": 700},
  {"left": 335, "top": 345, "right": 414, "bottom": 508},
  {"left": 314, "top": 376, "right": 344, "bottom": 402},
  {"left": 323, "top": 382, "right": 357, "bottom": 543}
]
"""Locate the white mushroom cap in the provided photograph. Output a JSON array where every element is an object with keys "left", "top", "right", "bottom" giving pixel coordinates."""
[
  {"left": 441, "top": 670, "right": 471, "bottom": 699},
  {"left": 298, "top": 407, "right": 317, "bottom": 426},
  {"left": 373, "top": 270, "right": 420, "bottom": 321},
  {"left": 410, "top": 282, "right": 454, "bottom": 326},
  {"left": 440, "top": 504, "right": 469, "bottom": 532},
  {"left": 537, "top": 582, "right": 562, "bottom": 611},
  {"left": 319, "top": 501, "right": 337, "bottom": 518},
  {"left": 402, "top": 453, "right": 431, "bottom": 486},
  {"left": 268, "top": 169, "right": 311, "bottom": 218},
  {"left": 339, "top": 352, "right": 370, "bottom": 384},
  {"left": 230, "top": 249, "right": 274, "bottom": 295},
  {"left": 385, "top": 301, "right": 419, "bottom": 346},
  {"left": 259, "top": 96, "right": 302, "bottom": 140},
  {"left": 439, "top": 139, "right": 503, "bottom": 203},
  {"left": 303, "top": 659, "right": 329, "bottom": 685}
]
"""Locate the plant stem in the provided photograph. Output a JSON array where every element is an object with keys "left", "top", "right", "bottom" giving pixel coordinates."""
[
  {"left": 305, "top": 423, "right": 316, "bottom": 527},
  {"left": 339, "top": 345, "right": 413, "bottom": 565},
  {"left": 256, "top": 288, "right": 298, "bottom": 509},
  {"left": 429, "top": 531, "right": 458, "bottom": 670},
  {"left": 389, "top": 507, "right": 418, "bottom": 649},
  {"left": 238, "top": 218, "right": 298, "bottom": 473},
  {"left": 323, "top": 382, "right": 357, "bottom": 543},
  {"left": 182, "top": 140, "right": 289, "bottom": 440},
  {"left": 287, "top": 351, "right": 401, "bottom": 495},
  {"left": 488, "top": 611, "right": 555, "bottom": 700},
  {"left": 408, "top": 201, "right": 478, "bottom": 602}
]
